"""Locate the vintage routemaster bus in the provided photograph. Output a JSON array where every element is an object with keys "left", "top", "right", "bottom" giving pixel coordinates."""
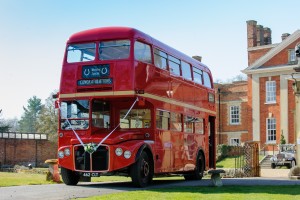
[{"left": 57, "top": 27, "right": 216, "bottom": 187}]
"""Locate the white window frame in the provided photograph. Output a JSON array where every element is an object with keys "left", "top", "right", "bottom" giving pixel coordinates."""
[
  {"left": 289, "top": 49, "right": 296, "bottom": 63},
  {"left": 266, "top": 81, "right": 276, "bottom": 103},
  {"left": 266, "top": 118, "right": 276, "bottom": 143},
  {"left": 230, "top": 138, "right": 240, "bottom": 146},
  {"left": 230, "top": 105, "right": 240, "bottom": 125}
]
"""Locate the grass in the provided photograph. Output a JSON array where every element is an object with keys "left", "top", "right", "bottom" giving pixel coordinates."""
[
  {"left": 79, "top": 185, "right": 300, "bottom": 200},
  {"left": 0, "top": 172, "right": 132, "bottom": 187},
  {"left": 216, "top": 156, "right": 240, "bottom": 168},
  {"left": 216, "top": 155, "right": 265, "bottom": 168},
  {"left": 0, "top": 172, "right": 54, "bottom": 187}
]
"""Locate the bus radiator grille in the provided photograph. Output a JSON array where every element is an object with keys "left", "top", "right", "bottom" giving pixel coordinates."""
[{"left": 74, "top": 145, "right": 109, "bottom": 171}]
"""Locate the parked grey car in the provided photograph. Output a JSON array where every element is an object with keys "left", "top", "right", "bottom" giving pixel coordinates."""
[{"left": 270, "top": 144, "right": 296, "bottom": 169}]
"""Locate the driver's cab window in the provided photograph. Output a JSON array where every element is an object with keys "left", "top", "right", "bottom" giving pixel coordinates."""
[{"left": 92, "top": 100, "right": 110, "bottom": 128}]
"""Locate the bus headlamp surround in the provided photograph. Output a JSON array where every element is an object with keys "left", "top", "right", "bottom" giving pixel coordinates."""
[{"left": 115, "top": 148, "right": 123, "bottom": 156}]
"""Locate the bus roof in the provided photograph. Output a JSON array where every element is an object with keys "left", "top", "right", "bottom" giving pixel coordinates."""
[{"left": 68, "top": 27, "right": 211, "bottom": 73}]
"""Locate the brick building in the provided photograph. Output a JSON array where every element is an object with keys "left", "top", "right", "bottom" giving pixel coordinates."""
[
  {"left": 242, "top": 20, "right": 300, "bottom": 151},
  {"left": 215, "top": 20, "right": 300, "bottom": 152},
  {"left": 215, "top": 81, "right": 249, "bottom": 146}
]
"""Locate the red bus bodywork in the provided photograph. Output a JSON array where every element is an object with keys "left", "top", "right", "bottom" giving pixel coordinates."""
[{"left": 57, "top": 27, "right": 216, "bottom": 187}]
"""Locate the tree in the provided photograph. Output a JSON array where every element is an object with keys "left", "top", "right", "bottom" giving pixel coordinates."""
[
  {"left": 280, "top": 131, "right": 286, "bottom": 144},
  {"left": 36, "top": 91, "right": 58, "bottom": 142},
  {"left": 0, "top": 109, "right": 10, "bottom": 132},
  {"left": 19, "top": 96, "right": 42, "bottom": 133},
  {"left": 220, "top": 74, "right": 248, "bottom": 84}
]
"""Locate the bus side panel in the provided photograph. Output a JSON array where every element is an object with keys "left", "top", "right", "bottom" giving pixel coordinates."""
[
  {"left": 171, "top": 131, "right": 184, "bottom": 170},
  {"left": 183, "top": 132, "right": 198, "bottom": 171},
  {"left": 194, "top": 86, "right": 207, "bottom": 108},
  {"left": 114, "top": 61, "right": 134, "bottom": 91},
  {"left": 135, "top": 62, "right": 170, "bottom": 99},
  {"left": 154, "top": 130, "right": 171, "bottom": 173},
  {"left": 60, "top": 64, "right": 78, "bottom": 94}
]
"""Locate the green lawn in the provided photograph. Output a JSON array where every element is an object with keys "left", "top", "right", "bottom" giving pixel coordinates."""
[
  {"left": 0, "top": 172, "right": 54, "bottom": 187},
  {"left": 80, "top": 185, "right": 300, "bottom": 200},
  {"left": 216, "top": 155, "right": 265, "bottom": 168}
]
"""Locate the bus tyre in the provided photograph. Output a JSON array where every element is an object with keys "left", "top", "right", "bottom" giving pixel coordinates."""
[
  {"left": 184, "top": 152, "right": 204, "bottom": 181},
  {"left": 61, "top": 167, "right": 80, "bottom": 185},
  {"left": 130, "top": 151, "right": 153, "bottom": 187}
]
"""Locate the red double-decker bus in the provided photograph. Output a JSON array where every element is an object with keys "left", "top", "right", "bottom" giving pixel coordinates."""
[{"left": 57, "top": 27, "right": 216, "bottom": 187}]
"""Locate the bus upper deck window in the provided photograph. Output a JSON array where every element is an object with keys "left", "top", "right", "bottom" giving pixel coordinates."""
[
  {"left": 193, "top": 67, "right": 203, "bottom": 85},
  {"left": 181, "top": 61, "right": 192, "bottom": 81},
  {"left": 168, "top": 55, "right": 181, "bottom": 76},
  {"left": 67, "top": 43, "right": 96, "bottom": 63},
  {"left": 134, "top": 41, "right": 152, "bottom": 63},
  {"left": 203, "top": 71, "right": 212, "bottom": 88},
  {"left": 154, "top": 49, "right": 167, "bottom": 70},
  {"left": 99, "top": 40, "right": 130, "bottom": 60}
]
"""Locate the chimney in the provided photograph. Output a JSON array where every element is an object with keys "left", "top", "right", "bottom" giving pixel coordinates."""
[
  {"left": 256, "top": 25, "right": 264, "bottom": 46},
  {"left": 263, "top": 27, "right": 272, "bottom": 45},
  {"left": 281, "top": 33, "right": 290, "bottom": 41},
  {"left": 192, "top": 56, "right": 202, "bottom": 62},
  {"left": 246, "top": 20, "right": 257, "bottom": 48}
]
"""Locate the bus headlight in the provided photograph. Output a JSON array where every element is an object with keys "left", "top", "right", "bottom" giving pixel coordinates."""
[
  {"left": 64, "top": 148, "right": 71, "bottom": 156},
  {"left": 124, "top": 150, "right": 131, "bottom": 159},
  {"left": 58, "top": 151, "right": 64, "bottom": 158},
  {"left": 115, "top": 148, "right": 123, "bottom": 156}
]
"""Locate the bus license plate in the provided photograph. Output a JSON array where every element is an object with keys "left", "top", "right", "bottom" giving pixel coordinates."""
[{"left": 82, "top": 172, "right": 100, "bottom": 177}]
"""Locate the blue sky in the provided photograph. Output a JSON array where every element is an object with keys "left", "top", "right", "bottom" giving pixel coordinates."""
[{"left": 0, "top": 0, "right": 300, "bottom": 119}]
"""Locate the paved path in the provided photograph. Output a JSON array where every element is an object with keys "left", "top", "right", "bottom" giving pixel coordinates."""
[
  {"left": 261, "top": 169, "right": 290, "bottom": 178},
  {"left": 1, "top": 176, "right": 300, "bottom": 200}
]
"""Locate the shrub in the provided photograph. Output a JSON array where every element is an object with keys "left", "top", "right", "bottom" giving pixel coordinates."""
[
  {"left": 217, "top": 144, "right": 234, "bottom": 161},
  {"left": 288, "top": 166, "right": 300, "bottom": 177}
]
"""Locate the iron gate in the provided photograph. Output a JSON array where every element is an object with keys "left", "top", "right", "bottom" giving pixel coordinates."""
[{"left": 234, "top": 141, "right": 260, "bottom": 177}]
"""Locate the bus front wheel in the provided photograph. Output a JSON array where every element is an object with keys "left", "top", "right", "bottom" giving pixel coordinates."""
[
  {"left": 61, "top": 167, "right": 80, "bottom": 185},
  {"left": 130, "top": 151, "right": 153, "bottom": 187}
]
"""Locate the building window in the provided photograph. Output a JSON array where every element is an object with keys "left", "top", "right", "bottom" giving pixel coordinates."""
[
  {"left": 266, "top": 118, "right": 276, "bottom": 143},
  {"left": 230, "top": 105, "right": 240, "bottom": 125},
  {"left": 230, "top": 138, "right": 240, "bottom": 146},
  {"left": 266, "top": 81, "right": 276, "bottom": 103},
  {"left": 289, "top": 49, "right": 296, "bottom": 64}
]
